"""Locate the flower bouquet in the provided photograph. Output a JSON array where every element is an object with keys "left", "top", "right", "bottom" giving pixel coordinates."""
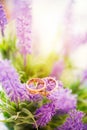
[{"left": 0, "top": 0, "right": 87, "bottom": 130}]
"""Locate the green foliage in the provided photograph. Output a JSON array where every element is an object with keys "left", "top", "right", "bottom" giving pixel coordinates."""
[
  {"left": 0, "top": 91, "right": 38, "bottom": 130},
  {"left": 0, "top": 36, "right": 16, "bottom": 59},
  {"left": 10, "top": 52, "right": 58, "bottom": 83},
  {"left": 0, "top": 91, "right": 68, "bottom": 130}
]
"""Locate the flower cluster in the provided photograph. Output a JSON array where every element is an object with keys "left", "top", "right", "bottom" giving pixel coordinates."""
[
  {"left": 0, "top": 3, "right": 7, "bottom": 36},
  {"left": 35, "top": 103, "right": 56, "bottom": 127},
  {"left": 14, "top": 0, "right": 32, "bottom": 56},
  {"left": 48, "top": 87, "right": 77, "bottom": 112},
  {"left": 56, "top": 109, "right": 85, "bottom": 130},
  {"left": 0, "top": 60, "right": 77, "bottom": 128},
  {"left": 0, "top": 60, "right": 28, "bottom": 102},
  {"left": 34, "top": 77, "right": 77, "bottom": 127},
  {"left": 63, "top": 0, "right": 87, "bottom": 55},
  {"left": 0, "top": 60, "right": 42, "bottom": 102},
  {"left": 50, "top": 60, "right": 64, "bottom": 79}
]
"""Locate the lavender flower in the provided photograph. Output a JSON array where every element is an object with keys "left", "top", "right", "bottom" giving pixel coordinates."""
[
  {"left": 35, "top": 103, "right": 55, "bottom": 127},
  {"left": 81, "top": 69, "right": 87, "bottom": 83},
  {"left": 35, "top": 78, "right": 77, "bottom": 127},
  {"left": 48, "top": 84, "right": 77, "bottom": 112},
  {"left": 15, "top": 0, "right": 32, "bottom": 56},
  {"left": 83, "top": 124, "right": 87, "bottom": 130},
  {"left": 64, "top": 0, "right": 74, "bottom": 30},
  {"left": 0, "top": 60, "right": 26, "bottom": 102},
  {"left": 0, "top": 60, "right": 42, "bottom": 102},
  {"left": 63, "top": 0, "right": 87, "bottom": 55},
  {"left": 50, "top": 60, "right": 64, "bottom": 79},
  {"left": 56, "top": 109, "right": 85, "bottom": 130},
  {"left": 64, "top": 32, "right": 87, "bottom": 54},
  {"left": 0, "top": 3, "right": 7, "bottom": 36},
  {"left": 72, "top": 33, "right": 87, "bottom": 49}
]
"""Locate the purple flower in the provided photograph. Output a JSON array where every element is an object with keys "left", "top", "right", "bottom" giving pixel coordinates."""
[
  {"left": 64, "top": 0, "right": 74, "bottom": 29},
  {"left": 50, "top": 60, "right": 64, "bottom": 79},
  {"left": 35, "top": 103, "right": 56, "bottom": 127},
  {"left": 0, "top": 60, "right": 26, "bottom": 102},
  {"left": 35, "top": 78, "right": 77, "bottom": 128},
  {"left": 56, "top": 109, "right": 85, "bottom": 130},
  {"left": 0, "top": 60, "right": 42, "bottom": 102},
  {"left": 83, "top": 124, "right": 87, "bottom": 130},
  {"left": 72, "top": 33, "right": 87, "bottom": 48},
  {"left": 63, "top": 0, "right": 87, "bottom": 55},
  {"left": 81, "top": 69, "right": 87, "bottom": 82},
  {"left": 0, "top": 3, "right": 7, "bottom": 36},
  {"left": 14, "top": 0, "right": 32, "bottom": 56},
  {"left": 48, "top": 84, "right": 77, "bottom": 112}
]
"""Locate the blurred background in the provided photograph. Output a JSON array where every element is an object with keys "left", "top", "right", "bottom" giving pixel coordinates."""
[
  {"left": 32, "top": 0, "right": 87, "bottom": 68},
  {"left": 1, "top": 0, "right": 87, "bottom": 69}
]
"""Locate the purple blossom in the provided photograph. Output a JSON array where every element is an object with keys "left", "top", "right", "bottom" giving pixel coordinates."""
[
  {"left": 35, "top": 78, "right": 77, "bottom": 128},
  {"left": 50, "top": 60, "right": 64, "bottom": 79},
  {"left": 63, "top": 0, "right": 87, "bottom": 55},
  {"left": 35, "top": 103, "right": 56, "bottom": 127},
  {"left": 64, "top": 32, "right": 87, "bottom": 54},
  {"left": 56, "top": 110, "right": 85, "bottom": 130},
  {"left": 0, "top": 60, "right": 42, "bottom": 102},
  {"left": 48, "top": 85, "right": 77, "bottom": 112},
  {"left": 0, "top": 3, "right": 7, "bottom": 36},
  {"left": 0, "top": 60, "right": 27, "bottom": 102},
  {"left": 81, "top": 69, "right": 87, "bottom": 83},
  {"left": 83, "top": 124, "right": 87, "bottom": 130},
  {"left": 64, "top": 0, "right": 74, "bottom": 30},
  {"left": 72, "top": 33, "right": 87, "bottom": 49},
  {"left": 15, "top": 0, "right": 32, "bottom": 56},
  {"left": 43, "top": 77, "right": 57, "bottom": 91}
]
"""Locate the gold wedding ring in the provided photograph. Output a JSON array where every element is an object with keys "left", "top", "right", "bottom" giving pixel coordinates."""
[
  {"left": 43, "top": 77, "right": 57, "bottom": 93},
  {"left": 26, "top": 77, "right": 57, "bottom": 96},
  {"left": 26, "top": 78, "right": 46, "bottom": 95}
]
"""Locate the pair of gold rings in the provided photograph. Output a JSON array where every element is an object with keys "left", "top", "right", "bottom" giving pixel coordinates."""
[{"left": 26, "top": 77, "right": 57, "bottom": 96}]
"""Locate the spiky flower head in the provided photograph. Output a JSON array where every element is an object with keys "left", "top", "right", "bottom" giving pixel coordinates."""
[
  {"left": 15, "top": 0, "right": 32, "bottom": 56},
  {"left": 0, "top": 3, "right": 7, "bottom": 36},
  {"left": 48, "top": 82, "right": 77, "bottom": 112},
  {"left": 63, "top": 0, "right": 87, "bottom": 55},
  {"left": 81, "top": 69, "right": 87, "bottom": 83},
  {"left": 35, "top": 103, "right": 56, "bottom": 127},
  {"left": 0, "top": 60, "right": 42, "bottom": 102},
  {"left": 50, "top": 59, "right": 64, "bottom": 79},
  {"left": 56, "top": 109, "right": 85, "bottom": 130},
  {"left": 35, "top": 77, "right": 77, "bottom": 127}
]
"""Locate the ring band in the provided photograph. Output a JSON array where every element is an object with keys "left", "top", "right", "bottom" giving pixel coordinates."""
[
  {"left": 43, "top": 77, "right": 57, "bottom": 93},
  {"left": 26, "top": 77, "right": 58, "bottom": 96},
  {"left": 26, "top": 78, "right": 46, "bottom": 95}
]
